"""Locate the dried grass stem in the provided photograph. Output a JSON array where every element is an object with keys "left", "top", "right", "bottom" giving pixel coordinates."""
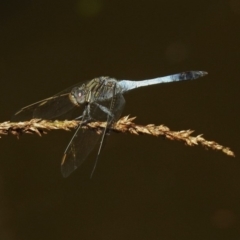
[{"left": 0, "top": 116, "right": 235, "bottom": 157}]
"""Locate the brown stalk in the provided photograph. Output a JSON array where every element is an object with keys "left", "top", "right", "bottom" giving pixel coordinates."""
[{"left": 0, "top": 116, "right": 235, "bottom": 157}]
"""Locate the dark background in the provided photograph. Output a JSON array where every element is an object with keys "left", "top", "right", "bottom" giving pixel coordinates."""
[{"left": 0, "top": 0, "right": 240, "bottom": 239}]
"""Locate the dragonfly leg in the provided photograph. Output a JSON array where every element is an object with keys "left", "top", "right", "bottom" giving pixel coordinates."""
[
  {"left": 75, "top": 115, "right": 83, "bottom": 120},
  {"left": 75, "top": 105, "right": 92, "bottom": 123},
  {"left": 94, "top": 103, "right": 114, "bottom": 119}
]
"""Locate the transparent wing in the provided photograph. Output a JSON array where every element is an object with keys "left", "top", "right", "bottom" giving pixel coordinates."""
[
  {"left": 111, "top": 92, "right": 125, "bottom": 122},
  {"left": 61, "top": 125, "right": 101, "bottom": 178},
  {"left": 12, "top": 82, "right": 85, "bottom": 121},
  {"left": 61, "top": 89, "right": 126, "bottom": 178},
  {"left": 90, "top": 91, "right": 126, "bottom": 177},
  {"left": 61, "top": 103, "right": 103, "bottom": 178}
]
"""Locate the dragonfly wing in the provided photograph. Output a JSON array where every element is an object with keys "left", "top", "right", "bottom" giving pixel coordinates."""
[
  {"left": 61, "top": 92, "right": 126, "bottom": 178},
  {"left": 33, "top": 94, "right": 76, "bottom": 120},
  {"left": 111, "top": 92, "right": 125, "bottom": 122},
  {"left": 61, "top": 126, "right": 101, "bottom": 178},
  {"left": 90, "top": 89, "right": 126, "bottom": 177},
  {"left": 12, "top": 81, "right": 86, "bottom": 121}
]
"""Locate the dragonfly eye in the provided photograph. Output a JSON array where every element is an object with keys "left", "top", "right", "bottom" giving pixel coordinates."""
[
  {"left": 69, "top": 87, "right": 87, "bottom": 106},
  {"left": 68, "top": 87, "right": 83, "bottom": 106},
  {"left": 76, "top": 90, "right": 86, "bottom": 104}
]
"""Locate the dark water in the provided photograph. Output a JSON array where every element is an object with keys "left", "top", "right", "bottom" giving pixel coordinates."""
[{"left": 0, "top": 0, "right": 240, "bottom": 239}]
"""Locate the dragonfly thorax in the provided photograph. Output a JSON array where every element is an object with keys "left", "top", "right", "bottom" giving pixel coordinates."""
[{"left": 69, "top": 77, "right": 122, "bottom": 107}]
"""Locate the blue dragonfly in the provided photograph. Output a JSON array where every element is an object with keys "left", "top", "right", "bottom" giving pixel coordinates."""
[{"left": 13, "top": 71, "right": 207, "bottom": 177}]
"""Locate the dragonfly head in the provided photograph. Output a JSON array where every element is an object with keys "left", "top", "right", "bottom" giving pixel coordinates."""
[{"left": 69, "top": 86, "right": 87, "bottom": 106}]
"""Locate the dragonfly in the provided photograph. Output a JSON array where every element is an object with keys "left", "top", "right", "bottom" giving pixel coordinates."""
[{"left": 13, "top": 71, "right": 207, "bottom": 177}]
